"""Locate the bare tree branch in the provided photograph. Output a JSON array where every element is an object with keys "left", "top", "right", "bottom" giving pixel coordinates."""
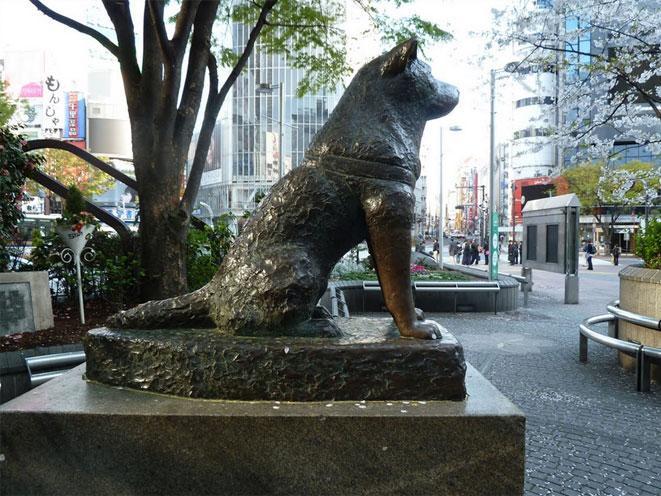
[
  {"left": 173, "top": 1, "right": 220, "bottom": 156},
  {"left": 29, "top": 0, "right": 119, "bottom": 58},
  {"left": 148, "top": 0, "right": 174, "bottom": 64},
  {"left": 140, "top": 1, "right": 162, "bottom": 123},
  {"left": 172, "top": 0, "right": 201, "bottom": 58},
  {"left": 101, "top": 0, "right": 142, "bottom": 109},
  {"left": 207, "top": 51, "right": 219, "bottom": 96},
  {"left": 216, "top": 0, "right": 278, "bottom": 106},
  {"left": 180, "top": 0, "right": 279, "bottom": 214}
]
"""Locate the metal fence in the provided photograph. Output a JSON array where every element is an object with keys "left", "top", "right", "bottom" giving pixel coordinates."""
[{"left": 579, "top": 300, "right": 661, "bottom": 392}]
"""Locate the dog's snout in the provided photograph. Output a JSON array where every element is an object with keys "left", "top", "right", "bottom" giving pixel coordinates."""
[{"left": 429, "top": 80, "right": 459, "bottom": 119}]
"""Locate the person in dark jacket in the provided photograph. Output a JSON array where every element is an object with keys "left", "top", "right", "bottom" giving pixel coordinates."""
[
  {"left": 584, "top": 240, "right": 595, "bottom": 270},
  {"left": 461, "top": 241, "right": 471, "bottom": 265},
  {"left": 612, "top": 244, "right": 621, "bottom": 266},
  {"left": 518, "top": 241, "right": 523, "bottom": 264},
  {"left": 471, "top": 241, "right": 480, "bottom": 265},
  {"left": 483, "top": 241, "right": 489, "bottom": 265}
]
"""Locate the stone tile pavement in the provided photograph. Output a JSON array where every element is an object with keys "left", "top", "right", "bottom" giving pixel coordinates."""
[{"left": 427, "top": 267, "right": 660, "bottom": 496}]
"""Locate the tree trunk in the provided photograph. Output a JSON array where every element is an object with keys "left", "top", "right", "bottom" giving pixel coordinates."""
[{"left": 133, "top": 131, "right": 190, "bottom": 300}]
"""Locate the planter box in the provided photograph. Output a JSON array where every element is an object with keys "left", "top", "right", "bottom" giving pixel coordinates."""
[{"left": 618, "top": 265, "right": 661, "bottom": 382}]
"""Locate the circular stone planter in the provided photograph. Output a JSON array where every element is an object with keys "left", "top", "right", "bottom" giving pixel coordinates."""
[
  {"left": 618, "top": 265, "right": 661, "bottom": 382},
  {"left": 327, "top": 268, "right": 520, "bottom": 313}
]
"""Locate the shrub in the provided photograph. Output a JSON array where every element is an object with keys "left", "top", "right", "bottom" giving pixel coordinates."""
[
  {"left": 0, "top": 125, "right": 44, "bottom": 267},
  {"left": 187, "top": 213, "right": 235, "bottom": 290},
  {"left": 30, "top": 227, "right": 142, "bottom": 308},
  {"left": 635, "top": 218, "right": 661, "bottom": 270},
  {"left": 57, "top": 184, "right": 96, "bottom": 229}
]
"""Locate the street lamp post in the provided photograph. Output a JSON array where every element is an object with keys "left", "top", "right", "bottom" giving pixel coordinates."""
[
  {"left": 257, "top": 82, "right": 285, "bottom": 178},
  {"left": 489, "top": 69, "right": 499, "bottom": 281},
  {"left": 438, "top": 125, "right": 462, "bottom": 270}
]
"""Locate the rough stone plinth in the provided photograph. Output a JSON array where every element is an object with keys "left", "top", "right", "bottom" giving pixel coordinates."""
[
  {"left": 84, "top": 317, "right": 466, "bottom": 401},
  {"left": 0, "top": 363, "right": 525, "bottom": 496},
  {"left": 0, "top": 271, "right": 53, "bottom": 335}
]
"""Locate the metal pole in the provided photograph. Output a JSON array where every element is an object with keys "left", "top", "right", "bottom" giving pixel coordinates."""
[
  {"left": 278, "top": 83, "right": 285, "bottom": 178},
  {"left": 439, "top": 127, "right": 444, "bottom": 270},
  {"left": 75, "top": 254, "right": 85, "bottom": 324},
  {"left": 489, "top": 69, "right": 499, "bottom": 281}
]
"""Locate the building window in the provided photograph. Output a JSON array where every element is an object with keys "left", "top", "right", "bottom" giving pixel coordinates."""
[
  {"left": 611, "top": 142, "right": 660, "bottom": 166},
  {"left": 546, "top": 224, "right": 559, "bottom": 263},
  {"left": 515, "top": 96, "right": 556, "bottom": 108},
  {"left": 513, "top": 128, "right": 552, "bottom": 139},
  {"left": 527, "top": 225, "right": 537, "bottom": 260}
]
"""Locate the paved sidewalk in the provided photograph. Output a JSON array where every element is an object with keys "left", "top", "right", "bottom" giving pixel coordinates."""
[{"left": 426, "top": 268, "right": 660, "bottom": 496}]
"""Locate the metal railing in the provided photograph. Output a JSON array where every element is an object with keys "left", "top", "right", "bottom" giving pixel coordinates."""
[
  {"left": 328, "top": 285, "right": 350, "bottom": 318},
  {"left": 414, "top": 281, "right": 501, "bottom": 314},
  {"left": 579, "top": 300, "right": 661, "bottom": 392},
  {"left": 362, "top": 280, "right": 502, "bottom": 314},
  {"left": 25, "top": 351, "right": 86, "bottom": 387}
]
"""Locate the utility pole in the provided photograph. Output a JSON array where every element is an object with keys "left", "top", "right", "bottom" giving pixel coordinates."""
[{"left": 489, "top": 69, "right": 499, "bottom": 281}]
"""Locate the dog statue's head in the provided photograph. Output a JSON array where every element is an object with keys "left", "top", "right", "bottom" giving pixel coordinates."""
[
  {"left": 308, "top": 39, "right": 459, "bottom": 170},
  {"left": 377, "top": 38, "right": 459, "bottom": 120}
]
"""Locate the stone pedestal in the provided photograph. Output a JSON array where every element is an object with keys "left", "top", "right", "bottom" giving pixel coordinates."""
[
  {"left": 84, "top": 318, "right": 466, "bottom": 401},
  {"left": 0, "top": 363, "right": 525, "bottom": 496}
]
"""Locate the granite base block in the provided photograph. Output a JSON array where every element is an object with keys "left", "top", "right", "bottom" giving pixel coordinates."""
[{"left": 0, "top": 363, "right": 524, "bottom": 496}]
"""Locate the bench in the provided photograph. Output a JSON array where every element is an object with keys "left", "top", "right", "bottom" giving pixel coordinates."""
[
  {"left": 25, "top": 351, "right": 86, "bottom": 387},
  {"left": 580, "top": 300, "right": 661, "bottom": 392},
  {"left": 363, "top": 280, "right": 501, "bottom": 314}
]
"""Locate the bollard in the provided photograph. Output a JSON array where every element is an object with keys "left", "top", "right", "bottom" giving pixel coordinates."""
[{"left": 521, "top": 266, "right": 532, "bottom": 307}]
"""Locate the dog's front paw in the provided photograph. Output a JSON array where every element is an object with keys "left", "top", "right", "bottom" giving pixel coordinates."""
[{"left": 399, "top": 320, "right": 442, "bottom": 340}]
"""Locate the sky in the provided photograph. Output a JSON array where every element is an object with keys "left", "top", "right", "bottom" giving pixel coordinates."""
[
  {"left": 0, "top": 0, "right": 513, "bottom": 217},
  {"left": 403, "top": 0, "right": 512, "bottom": 218}
]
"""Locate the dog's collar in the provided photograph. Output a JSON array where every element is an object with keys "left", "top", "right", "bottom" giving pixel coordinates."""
[{"left": 306, "top": 153, "right": 417, "bottom": 186}]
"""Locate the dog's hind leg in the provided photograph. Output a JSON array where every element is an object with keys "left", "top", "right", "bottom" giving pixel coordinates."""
[{"left": 363, "top": 184, "right": 441, "bottom": 340}]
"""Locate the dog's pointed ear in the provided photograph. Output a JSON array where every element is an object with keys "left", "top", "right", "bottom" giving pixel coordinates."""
[{"left": 381, "top": 38, "right": 418, "bottom": 77}]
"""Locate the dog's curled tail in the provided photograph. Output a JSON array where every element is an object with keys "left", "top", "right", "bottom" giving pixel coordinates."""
[{"left": 105, "top": 286, "right": 214, "bottom": 329}]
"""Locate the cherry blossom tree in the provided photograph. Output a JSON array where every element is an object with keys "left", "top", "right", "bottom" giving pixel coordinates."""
[{"left": 493, "top": 0, "right": 660, "bottom": 164}]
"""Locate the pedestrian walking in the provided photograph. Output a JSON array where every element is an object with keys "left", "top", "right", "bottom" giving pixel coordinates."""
[
  {"left": 508, "top": 241, "right": 514, "bottom": 265},
  {"left": 518, "top": 241, "right": 523, "bottom": 264},
  {"left": 483, "top": 241, "right": 489, "bottom": 265},
  {"left": 471, "top": 241, "right": 480, "bottom": 265},
  {"left": 612, "top": 244, "right": 621, "bottom": 266},
  {"left": 433, "top": 239, "right": 440, "bottom": 262},
  {"left": 583, "top": 240, "right": 596, "bottom": 270},
  {"left": 461, "top": 241, "right": 471, "bottom": 265},
  {"left": 513, "top": 240, "right": 519, "bottom": 264}
]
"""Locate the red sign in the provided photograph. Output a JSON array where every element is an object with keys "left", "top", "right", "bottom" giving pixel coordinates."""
[
  {"left": 68, "top": 92, "right": 79, "bottom": 137},
  {"left": 512, "top": 177, "right": 554, "bottom": 225}
]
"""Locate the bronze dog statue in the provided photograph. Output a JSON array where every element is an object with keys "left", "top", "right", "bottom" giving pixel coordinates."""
[{"left": 108, "top": 39, "right": 459, "bottom": 339}]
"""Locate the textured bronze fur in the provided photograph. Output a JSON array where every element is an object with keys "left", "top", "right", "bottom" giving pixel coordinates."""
[{"left": 107, "top": 39, "right": 459, "bottom": 339}]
